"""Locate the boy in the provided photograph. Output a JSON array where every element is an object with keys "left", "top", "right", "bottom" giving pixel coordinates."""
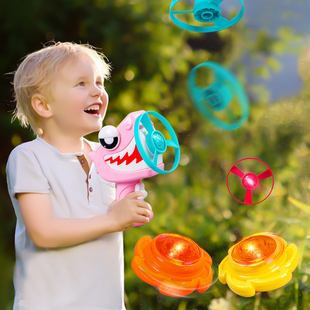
[{"left": 6, "top": 42, "right": 152, "bottom": 310}]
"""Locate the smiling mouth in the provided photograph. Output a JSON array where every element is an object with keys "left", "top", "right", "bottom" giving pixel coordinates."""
[
  {"left": 84, "top": 110, "right": 99, "bottom": 115},
  {"left": 84, "top": 104, "right": 101, "bottom": 115}
]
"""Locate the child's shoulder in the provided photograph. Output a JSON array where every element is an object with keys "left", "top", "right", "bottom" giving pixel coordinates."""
[
  {"left": 9, "top": 138, "right": 42, "bottom": 155},
  {"left": 8, "top": 137, "right": 100, "bottom": 162},
  {"left": 7, "top": 138, "right": 44, "bottom": 163}
]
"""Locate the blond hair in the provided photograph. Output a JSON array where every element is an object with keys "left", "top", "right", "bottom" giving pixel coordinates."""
[{"left": 12, "top": 41, "right": 111, "bottom": 135}]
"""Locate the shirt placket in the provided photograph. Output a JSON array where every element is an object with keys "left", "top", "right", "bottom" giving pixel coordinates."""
[{"left": 76, "top": 155, "right": 91, "bottom": 201}]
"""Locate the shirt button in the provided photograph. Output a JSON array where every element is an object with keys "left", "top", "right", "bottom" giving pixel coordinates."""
[
  {"left": 80, "top": 159, "right": 85, "bottom": 164},
  {"left": 89, "top": 187, "right": 93, "bottom": 192}
]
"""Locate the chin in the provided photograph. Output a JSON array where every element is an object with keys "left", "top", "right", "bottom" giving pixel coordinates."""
[{"left": 85, "top": 123, "right": 103, "bottom": 135}]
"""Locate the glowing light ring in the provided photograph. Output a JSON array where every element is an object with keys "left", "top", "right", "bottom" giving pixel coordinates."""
[
  {"left": 226, "top": 158, "right": 274, "bottom": 205},
  {"left": 188, "top": 61, "right": 250, "bottom": 130},
  {"left": 219, "top": 233, "right": 300, "bottom": 297},
  {"left": 134, "top": 111, "right": 180, "bottom": 174},
  {"left": 169, "top": 0, "right": 244, "bottom": 33},
  {"left": 131, "top": 234, "right": 213, "bottom": 297}
]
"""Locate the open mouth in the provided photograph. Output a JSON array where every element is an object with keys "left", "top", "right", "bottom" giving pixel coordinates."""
[
  {"left": 104, "top": 137, "right": 163, "bottom": 172},
  {"left": 84, "top": 104, "right": 100, "bottom": 116}
]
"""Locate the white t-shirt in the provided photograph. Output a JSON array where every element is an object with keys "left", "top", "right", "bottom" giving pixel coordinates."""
[{"left": 6, "top": 136, "right": 126, "bottom": 310}]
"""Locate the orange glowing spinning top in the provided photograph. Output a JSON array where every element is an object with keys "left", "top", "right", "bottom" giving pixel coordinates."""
[
  {"left": 131, "top": 234, "right": 213, "bottom": 297},
  {"left": 219, "top": 233, "right": 300, "bottom": 297}
]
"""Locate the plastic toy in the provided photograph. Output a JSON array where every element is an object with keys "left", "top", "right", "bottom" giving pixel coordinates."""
[
  {"left": 219, "top": 233, "right": 300, "bottom": 297},
  {"left": 131, "top": 233, "right": 213, "bottom": 297},
  {"left": 187, "top": 61, "right": 250, "bottom": 130},
  {"left": 169, "top": 0, "right": 244, "bottom": 33},
  {"left": 88, "top": 110, "right": 180, "bottom": 226},
  {"left": 227, "top": 158, "right": 274, "bottom": 205}
]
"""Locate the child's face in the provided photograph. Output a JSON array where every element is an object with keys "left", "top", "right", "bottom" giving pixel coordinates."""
[{"left": 47, "top": 54, "right": 109, "bottom": 136}]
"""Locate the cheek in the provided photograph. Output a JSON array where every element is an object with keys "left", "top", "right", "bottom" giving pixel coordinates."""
[
  {"left": 69, "top": 93, "right": 86, "bottom": 111},
  {"left": 102, "top": 90, "right": 109, "bottom": 107}
]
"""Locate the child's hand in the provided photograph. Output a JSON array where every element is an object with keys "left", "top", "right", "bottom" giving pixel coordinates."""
[{"left": 107, "top": 191, "right": 152, "bottom": 231}]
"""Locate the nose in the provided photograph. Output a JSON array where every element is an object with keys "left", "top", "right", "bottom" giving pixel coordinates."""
[{"left": 90, "top": 83, "right": 103, "bottom": 97}]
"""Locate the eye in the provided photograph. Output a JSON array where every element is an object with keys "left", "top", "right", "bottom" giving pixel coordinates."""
[
  {"left": 78, "top": 81, "right": 85, "bottom": 86},
  {"left": 98, "top": 125, "right": 120, "bottom": 150}
]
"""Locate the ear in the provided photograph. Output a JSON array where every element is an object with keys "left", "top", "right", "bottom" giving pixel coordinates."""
[{"left": 31, "top": 94, "right": 52, "bottom": 118}]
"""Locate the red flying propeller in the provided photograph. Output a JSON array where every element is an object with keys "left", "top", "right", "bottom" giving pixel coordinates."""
[{"left": 226, "top": 158, "right": 274, "bottom": 205}]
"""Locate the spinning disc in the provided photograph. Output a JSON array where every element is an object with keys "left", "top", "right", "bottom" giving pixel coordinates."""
[
  {"left": 219, "top": 232, "right": 300, "bottom": 297},
  {"left": 132, "top": 234, "right": 213, "bottom": 297}
]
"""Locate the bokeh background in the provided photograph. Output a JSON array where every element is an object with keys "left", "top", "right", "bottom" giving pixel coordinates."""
[{"left": 1, "top": 0, "right": 310, "bottom": 309}]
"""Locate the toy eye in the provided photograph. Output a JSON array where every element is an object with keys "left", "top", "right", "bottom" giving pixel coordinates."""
[{"left": 98, "top": 125, "right": 120, "bottom": 150}]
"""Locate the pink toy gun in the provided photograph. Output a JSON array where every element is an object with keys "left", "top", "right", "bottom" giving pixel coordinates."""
[{"left": 88, "top": 110, "right": 180, "bottom": 226}]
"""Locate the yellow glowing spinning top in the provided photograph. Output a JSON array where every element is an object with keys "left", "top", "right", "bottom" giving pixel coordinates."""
[{"left": 219, "top": 233, "right": 300, "bottom": 297}]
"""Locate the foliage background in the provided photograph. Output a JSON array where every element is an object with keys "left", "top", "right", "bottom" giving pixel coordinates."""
[{"left": 1, "top": 0, "right": 310, "bottom": 309}]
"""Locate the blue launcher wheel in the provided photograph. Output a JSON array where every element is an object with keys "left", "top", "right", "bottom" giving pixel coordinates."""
[{"left": 134, "top": 111, "right": 180, "bottom": 174}]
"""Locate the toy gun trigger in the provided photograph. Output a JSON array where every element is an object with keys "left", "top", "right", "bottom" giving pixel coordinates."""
[
  {"left": 116, "top": 181, "right": 148, "bottom": 201},
  {"left": 135, "top": 182, "right": 148, "bottom": 200}
]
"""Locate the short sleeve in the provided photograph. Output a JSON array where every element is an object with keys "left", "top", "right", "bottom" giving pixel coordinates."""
[{"left": 6, "top": 146, "right": 50, "bottom": 199}]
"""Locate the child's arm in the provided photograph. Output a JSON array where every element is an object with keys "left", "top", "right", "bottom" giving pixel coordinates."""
[{"left": 17, "top": 191, "right": 151, "bottom": 248}]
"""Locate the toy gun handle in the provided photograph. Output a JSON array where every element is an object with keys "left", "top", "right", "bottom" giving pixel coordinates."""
[
  {"left": 116, "top": 181, "right": 153, "bottom": 227},
  {"left": 116, "top": 182, "right": 136, "bottom": 202}
]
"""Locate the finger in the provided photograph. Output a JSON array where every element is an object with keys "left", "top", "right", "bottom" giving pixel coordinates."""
[
  {"left": 134, "top": 215, "right": 150, "bottom": 224},
  {"left": 136, "top": 207, "right": 152, "bottom": 218},
  {"left": 134, "top": 200, "right": 152, "bottom": 211}
]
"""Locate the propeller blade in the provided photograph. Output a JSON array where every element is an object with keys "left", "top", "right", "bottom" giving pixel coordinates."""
[
  {"left": 257, "top": 169, "right": 272, "bottom": 180},
  {"left": 152, "top": 150, "right": 158, "bottom": 166},
  {"left": 213, "top": 16, "right": 229, "bottom": 28},
  {"left": 225, "top": 82, "right": 237, "bottom": 97},
  {"left": 193, "top": 86, "right": 205, "bottom": 101},
  {"left": 244, "top": 190, "right": 253, "bottom": 205},
  {"left": 172, "top": 10, "right": 194, "bottom": 15},
  {"left": 214, "top": 71, "right": 225, "bottom": 84},
  {"left": 166, "top": 139, "right": 178, "bottom": 148},
  {"left": 230, "top": 165, "right": 245, "bottom": 178},
  {"left": 141, "top": 114, "right": 155, "bottom": 134}
]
